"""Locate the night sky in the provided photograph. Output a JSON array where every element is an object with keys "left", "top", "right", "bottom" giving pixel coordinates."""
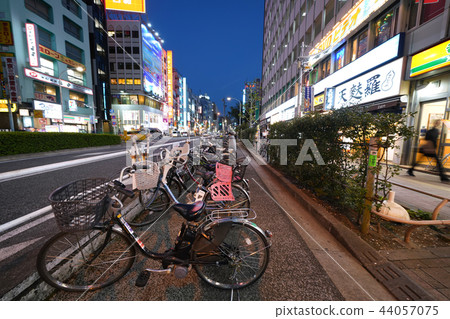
[{"left": 145, "top": 0, "right": 264, "bottom": 113}]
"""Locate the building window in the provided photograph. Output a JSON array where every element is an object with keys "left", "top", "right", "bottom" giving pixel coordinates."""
[
  {"left": 61, "top": 0, "right": 80, "bottom": 18},
  {"left": 126, "top": 63, "right": 132, "bottom": 70},
  {"left": 124, "top": 30, "right": 131, "bottom": 38},
  {"left": 118, "top": 62, "right": 124, "bottom": 69},
  {"left": 133, "top": 47, "right": 139, "bottom": 54},
  {"left": 409, "top": 0, "right": 445, "bottom": 29},
  {"left": 336, "top": 0, "right": 348, "bottom": 13},
  {"left": 125, "top": 46, "right": 132, "bottom": 54},
  {"left": 34, "top": 81, "right": 57, "bottom": 97},
  {"left": 65, "top": 42, "right": 83, "bottom": 63},
  {"left": 38, "top": 27, "right": 53, "bottom": 49},
  {"left": 117, "top": 47, "right": 123, "bottom": 54},
  {"left": 116, "top": 30, "right": 123, "bottom": 38},
  {"left": 374, "top": 8, "right": 398, "bottom": 47},
  {"left": 133, "top": 63, "right": 140, "bottom": 70},
  {"left": 350, "top": 28, "right": 368, "bottom": 62},
  {"left": 320, "top": 57, "right": 331, "bottom": 79},
  {"left": 118, "top": 78, "right": 125, "bottom": 85},
  {"left": 126, "top": 78, "right": 133, "bottom": 85},
  {"left": 67, "top": 68, "right": 84, "bottom": 85},
  {"left": 109, "top": 46, "right": 115, "bottom": 54},
  {"left": 25, "top": 0, "right": 53, "bottom": 23},
  {"left": 110, "top": 63, "right": 115, "bottom": 72},
  {"left": 111, "top": 79, "right": 117, "bottom": 85},
  {"left": 134, "top": 79, "right": 141, "bottom": 85},
  {"left": 34, "top": 57, "right": 55, "bottom": 76},
  {"left": 334, "top": 45, "right": 345, "bottom": 71},
  {"left": 132, "top": 30, "right": 139, "bottom": 38},
  {"left": 69, "top": 91, "right": 86, "bottom": 103},
  {"left": 64, "top": 16, "right": 82, "bottom": 41},
  {"left": 324, "top": 0, "right": 334, "bottom": 27},
  {"left": 313, "top": 15, "right": 322, "bottom": 39}
]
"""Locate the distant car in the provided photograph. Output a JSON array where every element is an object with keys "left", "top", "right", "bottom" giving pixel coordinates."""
[
  {"left": 181, "top": 131, "right": 188, "bottom": 137},
  {"left": 147, "top": 128, "right": 163, "bottom": 140},
  {"left": 171, "top": 130, "right": 180, "bottom": 137}
]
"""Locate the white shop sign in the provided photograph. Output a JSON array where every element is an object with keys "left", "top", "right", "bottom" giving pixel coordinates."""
[
  {"left": 24, "top": 68, "right": 93, "bottom": 95},
  {"left": 34, "top": 100, "right": 62, "bottom": 119},
  {"left": 333, "top": 58, "right": 403, "bottom": 110}
]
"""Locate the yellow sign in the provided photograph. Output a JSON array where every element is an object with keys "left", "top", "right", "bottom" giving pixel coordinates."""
[
  {"left": 0, "top": 21, "right": 13, "bottom": 45},
  {"left": 39, "top": 45, "right": 85, "bottom": 70},
  {"left": 0, "top": 100, "right": 17, "bottom": 112},
  {"left": 314, "top": 94, "right": 324, "bottom": 106},
  {"left": 104, "top": 0, "right": 146, "bottom": 13},
  {"left": 410, "top": 40, "right": 450, "bottom": 77}
]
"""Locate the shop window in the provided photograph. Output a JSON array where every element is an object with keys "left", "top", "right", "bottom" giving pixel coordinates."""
[
  {"left": 34, "top": 81, "right": 57, "bottom": 96},
  {"left": 34, "top": 57, "right": 55, "bottom": 76},
  {"left": 65, "top": 42, "right": 83, "bottom": 63},
  {"left": 25, "top": 0, "right": 53, "bottom": 23},
  {"left": 350, "top": 29, "right": 368, "bottom": 62},
  {"left": 67, "top": 69, "right": 84, "bottom": 85},
  {"left": 64, "top": 16, "right": 82, "bottom": 41},
  {"left": 334, "top": 45, "right": 345, "bottom": 71},
  {"left": 138, "top": 95, "right": 145, "bottom": 104},
  {"left": 130, "top": 95, "right": 138, "bottom": 104},
  {"left": 38, "top": 27, "right": 53, "bottom": 49},
  {"left": 374, "top": 7, "right": 398, "bottom": 47}
]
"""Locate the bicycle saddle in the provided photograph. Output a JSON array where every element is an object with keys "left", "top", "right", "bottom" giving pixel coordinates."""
[{"left": 172, "top": 201, "right": 205, "bottom": 221}]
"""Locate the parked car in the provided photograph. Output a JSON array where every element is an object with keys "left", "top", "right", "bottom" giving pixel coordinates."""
[
  {"left": 171, "top": 130, "right": 180, "bottom": 137},
  {"left": 147, "top": 127, "right": 163, "bottom": 140},
  {"left": 181, "top": 131, "right": 188, "bottom": 137}
]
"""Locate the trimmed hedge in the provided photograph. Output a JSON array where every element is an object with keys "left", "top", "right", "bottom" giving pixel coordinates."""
[{"left": 0, "top": 132, "right": 121, "bottom": 156}]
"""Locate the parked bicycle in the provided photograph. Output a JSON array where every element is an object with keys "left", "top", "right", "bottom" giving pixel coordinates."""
[{"left": 37, "top": 174, "right": 271, "bottom": 292}]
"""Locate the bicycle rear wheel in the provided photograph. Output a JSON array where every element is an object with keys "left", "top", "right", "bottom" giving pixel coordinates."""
[
  {"left": 205, "top": 184, "right": 250, "bottom": 210},
  {"left": 192, "top": 221, "right": 270, "bottom": 289},
  {"left": 37, "top": 228, "right": 136, "bottom": 292}
]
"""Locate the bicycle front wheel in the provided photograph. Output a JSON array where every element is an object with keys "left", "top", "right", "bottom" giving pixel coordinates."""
[
  {"left": 37, "top": 228, "right": 136, "bottom": 292},
  {"left": 192, "top": 221, "right": 270, "bottom": 289}
]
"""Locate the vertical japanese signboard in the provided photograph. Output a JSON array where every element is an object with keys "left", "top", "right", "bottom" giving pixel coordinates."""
[
  {"left": 167, "top": 50, "right": 174, "bottom": 121},
  {"left": 1, "top": 57, "right": 21, "bottom": 103},
  {"left": 0, "top": 21, "right": 14, "bottom": 46},
  {"left": 25, "top": 23, "right": 40, "bottom": 68},
  {"left": 303, "top": 86, "right": 313, "bottom": 112}
]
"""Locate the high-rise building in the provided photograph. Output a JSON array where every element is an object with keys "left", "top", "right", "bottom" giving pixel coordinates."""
[
  {"left": 106, "top": 11, "right": 165, "bottom": 133},
  {"left": 1, "top": 0, "right": 95, "bottom": 132},
  {"left": 261, "top": 0, "right": 450, "bottom": 166}
]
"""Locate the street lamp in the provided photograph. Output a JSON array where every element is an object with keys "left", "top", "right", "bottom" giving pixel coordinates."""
[
  {"left": 58, "top": 65, "right": 85, "bottom": 126},
  {"left": 227, "top": 97, "right": 242, "bottom": 126}
]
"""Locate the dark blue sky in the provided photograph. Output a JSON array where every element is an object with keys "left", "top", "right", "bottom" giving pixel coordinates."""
[{"left": 145, "top": 0, "right": 264, "bottom": 113}]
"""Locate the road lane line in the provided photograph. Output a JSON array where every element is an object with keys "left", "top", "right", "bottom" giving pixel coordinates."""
[
  {"left": 0, "top": 208, "right": 53, "bottom": 238},
  {"left": 0, "top": 237, "right": 44, "bottom": 263}
]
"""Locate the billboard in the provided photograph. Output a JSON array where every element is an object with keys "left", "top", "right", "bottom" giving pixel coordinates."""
[
  {"left": 104, "top": 0, "right": 146, "bottom": 14},
  {"left": 141, "top": 24, "right": 163, "bottom": 98}
]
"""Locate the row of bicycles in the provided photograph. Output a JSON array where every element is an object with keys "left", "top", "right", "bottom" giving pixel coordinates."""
[{"left": 36, "top": 134, "right": 272, "bottom": 294}]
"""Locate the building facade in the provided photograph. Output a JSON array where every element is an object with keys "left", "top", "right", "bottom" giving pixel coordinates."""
[
  {"left": 107, "top": 11, "right": 165, "bottom": 133},
  {"left": 261, "top": 0, "right": 450, "bottom": 166},
  {"left": 1, "top": 0, "right": 95, "bottom": 132}
]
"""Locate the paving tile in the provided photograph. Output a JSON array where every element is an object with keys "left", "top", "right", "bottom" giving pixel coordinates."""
[
  {"left": 429, "top": 247, "right": 450, "bottom": 258},
  {"left": 400, "top": 259, "right": 429, "bottom": 269},
  {"left": 383, "top": 249, "right": 436, "bottom": 261},
  {"left": 422, "top": 268, "right": 450, "bottom": 288},
  {"left": 402, "top": 269, "right": 446, "bottom": 300},
  {"left": 437, "top": 289, "right": 450, "bottom": 300},
  {"left": 420, "top": 258, "right": 445, "bottom": 268}
]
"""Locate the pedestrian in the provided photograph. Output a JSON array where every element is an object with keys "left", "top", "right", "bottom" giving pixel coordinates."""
[{"left": 408, "top": 119, "right": 449, "bottom": 182}]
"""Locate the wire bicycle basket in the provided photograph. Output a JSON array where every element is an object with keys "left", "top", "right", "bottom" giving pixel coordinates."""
[
  {"left": 49, "top": 178, "right": 110, "bottom": 232},
  {"left": 133, "top": 161, "right": 160, "bottom": 190}
]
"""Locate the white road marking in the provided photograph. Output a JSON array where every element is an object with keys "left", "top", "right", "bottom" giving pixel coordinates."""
[
  {"left": 0, "top": 237, "right": 44, "bottom": 263},
  {"left": 0, "top": 210, "right": 53, "bottom": 240}
]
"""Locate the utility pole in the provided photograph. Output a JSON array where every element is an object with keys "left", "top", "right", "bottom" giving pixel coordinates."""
[{"left": 296, "top": 42, "right": 305, "bottom": 118}]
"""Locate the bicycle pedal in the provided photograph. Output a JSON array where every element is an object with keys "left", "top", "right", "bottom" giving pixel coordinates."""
[{"left": 135, "top": 270, "right": 150, "bottom": 287}]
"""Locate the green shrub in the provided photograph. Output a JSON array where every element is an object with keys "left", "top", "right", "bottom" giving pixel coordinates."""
[
  {"left": 268, "top": 107, "right": 415, "bottom": 216},
  {"left": 0, "top": 132, "right": 121, "bottom": 156}
]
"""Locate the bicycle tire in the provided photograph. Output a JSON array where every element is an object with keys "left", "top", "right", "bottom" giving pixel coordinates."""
[
  {"left": 204, "top": 184, "right": 250, "bottom": 210},
  {"left": 131, "top": 187, "right": 170, "bottom": 226},
  {"left": 37, "top": 228, "right": 136, "bottom": 292},
  {"left": 192, "top": 221, "right": 270, "bottom": 289}
]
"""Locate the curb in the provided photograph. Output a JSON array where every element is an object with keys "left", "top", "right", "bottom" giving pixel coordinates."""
[{"left": 238, "top": 140, "right": 434, "bottom": 301}]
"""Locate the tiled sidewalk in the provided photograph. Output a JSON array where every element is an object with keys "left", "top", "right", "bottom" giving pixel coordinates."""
[{"left": 379, "top": 247, "right": 450, "bottom": 300}]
